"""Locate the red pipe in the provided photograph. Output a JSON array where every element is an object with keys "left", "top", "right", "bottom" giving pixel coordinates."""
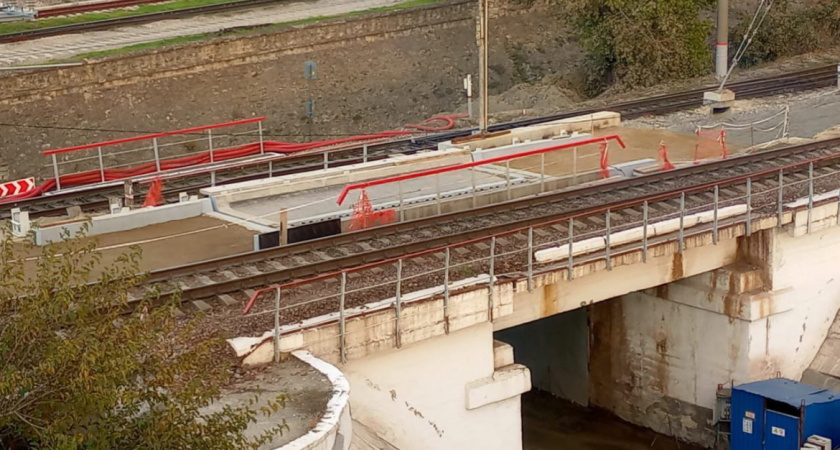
[{"left": 336, "top": 135, "right": 626, "bottom": 205}]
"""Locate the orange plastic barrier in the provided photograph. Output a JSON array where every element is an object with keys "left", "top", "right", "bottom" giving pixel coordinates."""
[
  {"left": 658, "top": 141, "right": 675, "bottom": 171},
  {"left": 599, "top": 142, "right": 610, "bottom": 179},
  {"left": 694, "top": 129, "right": 728, "bottom": 163},
  {"left": 142, "top": 178, "right": 164, "bottom": 207},
  {"left": 348, "top": 189, "right": 396, "bottom": 231}
]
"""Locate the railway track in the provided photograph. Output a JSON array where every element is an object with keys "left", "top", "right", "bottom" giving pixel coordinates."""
[
  {"left": 134, "top": 136, "right": 840, "bottom": 311},
  {"left": 0, "top": 0, "right": 284, "bottom": 43},
  {"left": 37, "top": 0, "right": 179, "bottom": 18},
  {"left": 4, "top": 64, "right": 836, "bottom": 221}
]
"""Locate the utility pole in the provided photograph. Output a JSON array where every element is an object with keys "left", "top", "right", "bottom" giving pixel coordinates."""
[
  {"left": 304, "top": 60, "right": 318, "bottom": 142},
  {"left": 478, "top": 0, "right": 489, "bottom": 135},
  {"left": 716, "top": 0, "right": 729, "bottom": 79}
]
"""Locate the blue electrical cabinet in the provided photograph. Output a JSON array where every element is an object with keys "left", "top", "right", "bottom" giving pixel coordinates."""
[{"left": 731, "top": 378, "right": 840, "bottom": 450}]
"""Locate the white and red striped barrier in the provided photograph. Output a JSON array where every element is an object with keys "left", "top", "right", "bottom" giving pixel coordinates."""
[{"left": 0, "top": 178, "right": 35, "bottom": 199}]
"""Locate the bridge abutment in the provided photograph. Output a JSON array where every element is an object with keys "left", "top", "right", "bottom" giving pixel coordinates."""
[
  {"left": 341, "top": 322, "right": 531, "bottom": 450},
  {"left": 588, "top": 221, "right": 840, "bottom": 446}
]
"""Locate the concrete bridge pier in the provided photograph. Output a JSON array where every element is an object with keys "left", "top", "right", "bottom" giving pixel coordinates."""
[{"left": 341, "top": 322, "right": 532, "bottom": 450}]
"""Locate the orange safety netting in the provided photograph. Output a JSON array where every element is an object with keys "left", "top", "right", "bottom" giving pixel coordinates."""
[
  {"left": 349, "top": 189, "right": 396, "bottom": 231},
  {"left": 658, "top": 140, "right": 675, "bottom": 171},
  {"left": 599, "top": 142, "right": 610, "bottom": 179},
  {"left": 142, "top": 178, "right": 164, "bottom": 207},
  {"left": 694, "top": 129, "right": 729, "bottom": 164}
]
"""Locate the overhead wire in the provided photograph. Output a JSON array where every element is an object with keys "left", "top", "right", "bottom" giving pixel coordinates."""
[{"left": 718, "top": 0, "right": 775, "bottom": 91}]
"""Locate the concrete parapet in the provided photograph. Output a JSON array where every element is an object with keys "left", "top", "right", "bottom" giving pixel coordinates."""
[
  {"left": 229, "top": 275, "right": 514, "bottom": 367},
  {"left": 786, "top": 189, "right": 840, "bottom": 237},
  {"left": 202, "top": 149, "right": 471, "bottom": 208},
  {"left": 276, "top": 350, "right": 352, "bottom": 450},
  {"left": 32, "top": 197, "right": 212, "bottom": 245}
]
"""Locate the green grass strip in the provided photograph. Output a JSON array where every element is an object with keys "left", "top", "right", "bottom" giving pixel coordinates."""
[
  {"left": 49, "top": 0, "right": 443, "bottom": 62},
  {"left": 0, "top": 0, "right": 242, "bottom": 35}
]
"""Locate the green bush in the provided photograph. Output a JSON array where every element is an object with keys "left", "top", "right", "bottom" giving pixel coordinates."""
[
  {"left": 563, "top": 0, "right": 715, "bottom": 95},
  {"left": 0, "top": 229, "right": 286, "bottom": 449},
  {"left": 732, "top": 0, "right": 840, "bottom": 68}
]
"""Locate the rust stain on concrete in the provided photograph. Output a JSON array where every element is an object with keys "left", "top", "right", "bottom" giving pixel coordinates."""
[
  {"left": 653, "top": 330, "right": 670, "bottom": 395},
  {"left": 670, "top": 252, "right": 685, "bottom": 281},
  {"left": 723, "top": 293, "right": 744, "bottom": 323},
  {"left": 588, "top": 298, "right": 627, "bottom": 412},
  {"left": 737, "top": 229, "right": 774, "bottom": 288},
  {"left": 655, "top": 284, "right": 669, "bottom": 300},
  {"left": 707, "top": 270, "right": 719, "bottom": 303},
  {"left": 542, "top": 283, "right": 558, "bottom": 318}
]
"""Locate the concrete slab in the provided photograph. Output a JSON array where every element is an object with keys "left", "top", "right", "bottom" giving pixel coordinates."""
[
  {"left": 228, "top": 166, "right": 540, "bottom": 227},
  {"left": 16, "top": 215, "right": 257, "bottom": 279}
]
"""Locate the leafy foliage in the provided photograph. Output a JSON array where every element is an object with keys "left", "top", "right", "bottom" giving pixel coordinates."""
[
  {"left": 732, "top": 0, "right": 840, "bottom": 68},
  {"left": 0, "top": 227, "right": 286, "bottom": 449},
  {"left": 562, "top": 0, "right": 715, "bottom": 95}
]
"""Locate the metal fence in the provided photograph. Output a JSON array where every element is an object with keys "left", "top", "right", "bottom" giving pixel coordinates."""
[{"left": 42, "top": 117, "right": 266, "bottom": 191}]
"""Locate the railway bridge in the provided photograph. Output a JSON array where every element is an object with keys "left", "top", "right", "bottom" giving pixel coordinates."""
[
  {"left": 230, "top": 139, "right": 840, "bottom": 449},
  {"left": 5, "top": 67, "right": 840, "bottom": 449}
]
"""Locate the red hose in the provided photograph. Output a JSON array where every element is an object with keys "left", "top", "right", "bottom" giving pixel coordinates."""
[{"left": 0, "top": 115, "right": 466, "bottom": 204}]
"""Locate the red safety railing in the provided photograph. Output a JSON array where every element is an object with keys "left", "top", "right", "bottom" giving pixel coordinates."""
[
  {"left": 1, "top": 114, "right": 468, "bottom": 205},
  {"left": 336, "top": 135, "right": 627, "bottom": 205},
  {"left": 42, "top": 117, "right": 267, "bottom": 156}
]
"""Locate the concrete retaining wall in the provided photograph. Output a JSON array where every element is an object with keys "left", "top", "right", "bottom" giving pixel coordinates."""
[
  {"left": 33, "top": 197, "right": 212, "bottom": 245},
  {"left": 277, "top": 351, "right": 352, "bottom": 450}
]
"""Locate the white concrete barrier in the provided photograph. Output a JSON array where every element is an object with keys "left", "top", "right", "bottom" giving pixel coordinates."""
[
  {"left": 534, "top": 204, "right": 747, "bottom": 263},
  {"left": 438, "top": 111, "right": 621, "bottom": 151},
  {"left": 470, "top": 133, "right": 593, "bottom": 162},
  {"left": 33, "top": 198, "right": 213, "bottom": 245},
  {"left": 202, "top": 148, "right": 472, "bottom": 207},
  {"left": 533, "top": 237, "right": 605, "bottom": 262}
]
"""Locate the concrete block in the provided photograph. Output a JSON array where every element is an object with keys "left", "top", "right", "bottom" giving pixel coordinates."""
[
  {"left": 493, "top": 340, "right": 514, "bottom": 369},
  {"left": 465, "top": 364, "right": 531, "bottom": 410},
  {"left": 192, "top": 300, "right": 212, "bottom": 312},
  {"left": 703, "top": 89, "right": 735, "bottom": 104},
  {"left": 218, "top": 294, "right": 238, "bottom": 306},
  {"left": 34, "top": 198, "right": 213, "bottom": 245}
]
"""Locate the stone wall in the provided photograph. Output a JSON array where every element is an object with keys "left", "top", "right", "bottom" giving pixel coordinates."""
[{"left": 0, "top": 0, "right": 582, "bottom": 180}]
